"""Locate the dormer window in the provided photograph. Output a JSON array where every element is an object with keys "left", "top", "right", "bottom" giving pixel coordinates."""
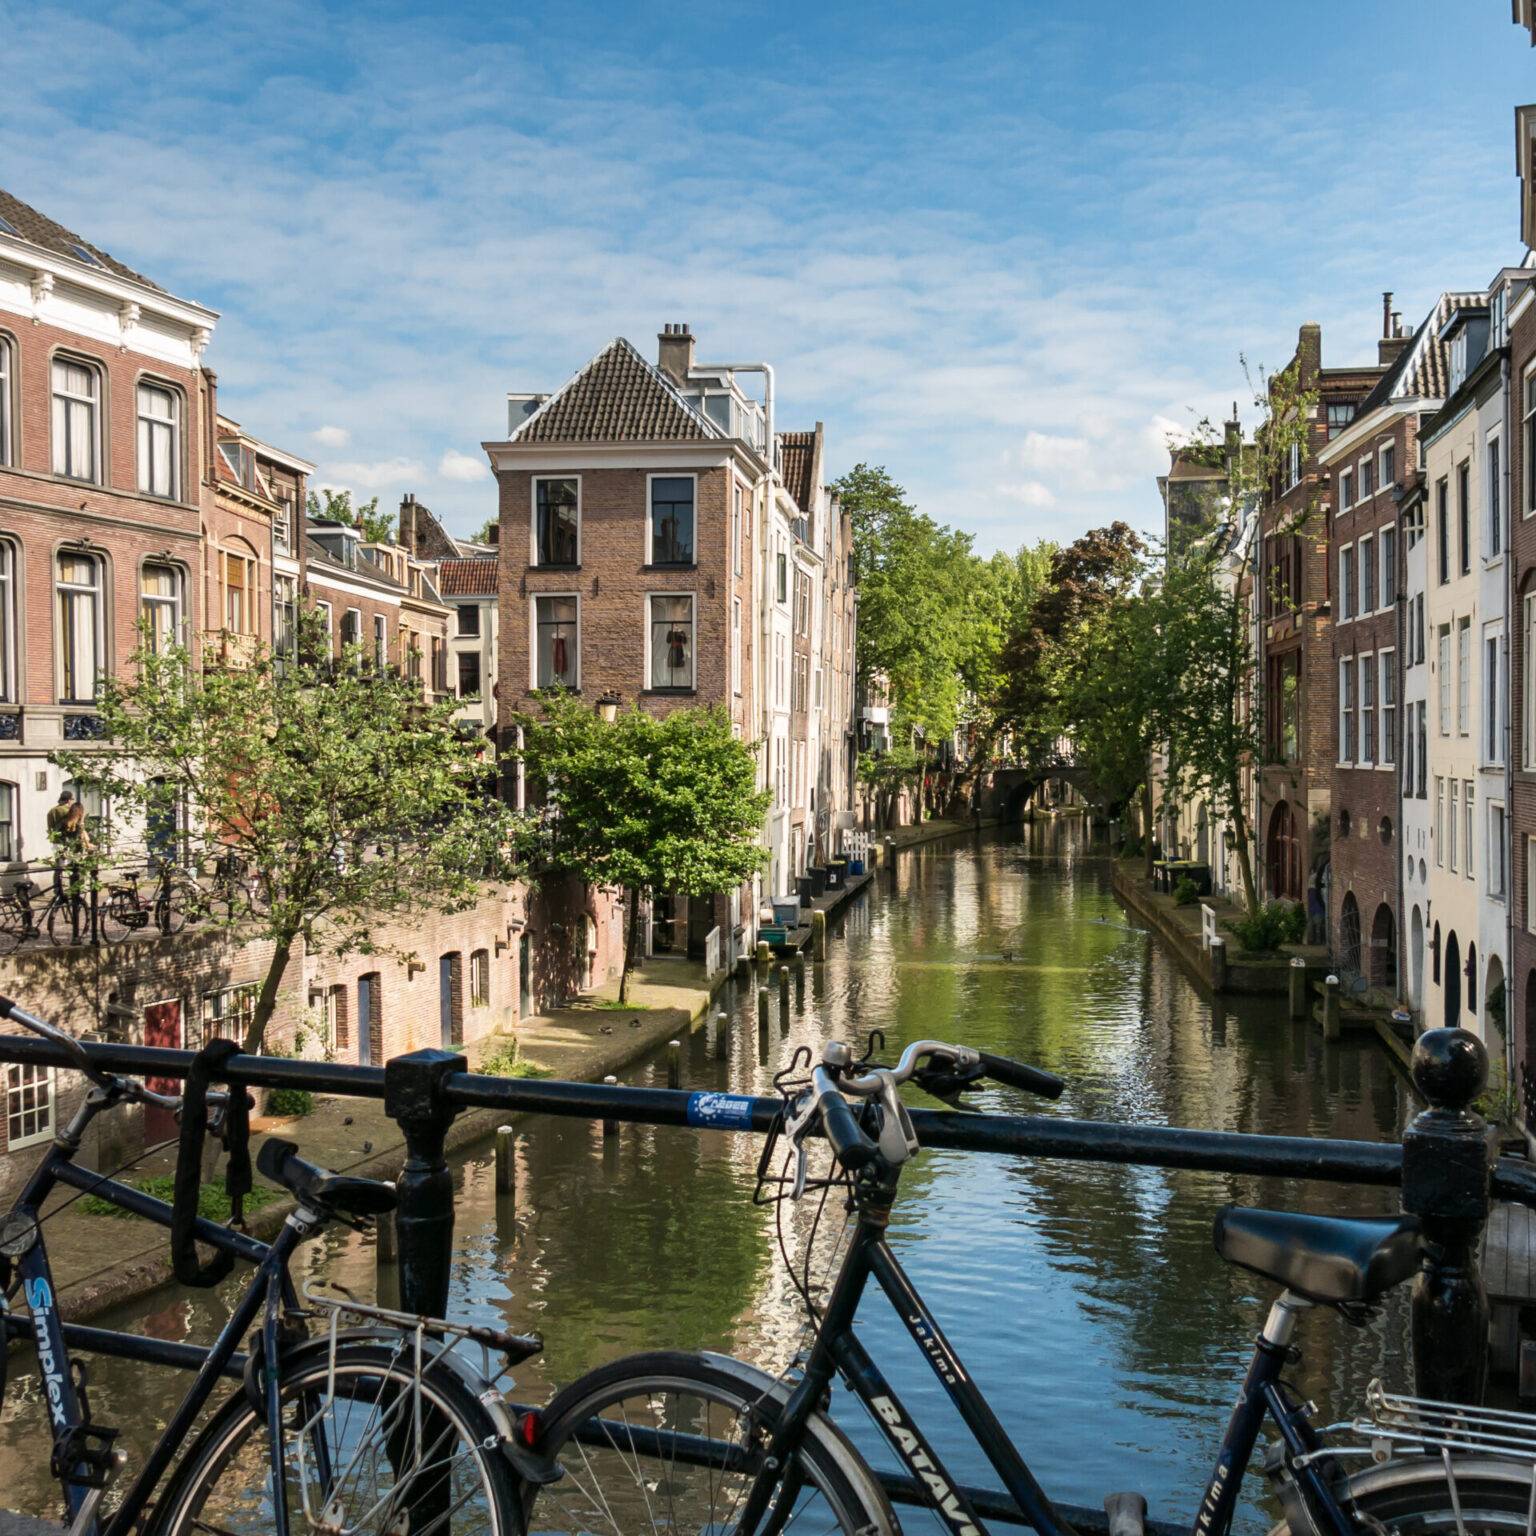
[{"left": 219, "top": 440, "right": 257, "bottom": 491}]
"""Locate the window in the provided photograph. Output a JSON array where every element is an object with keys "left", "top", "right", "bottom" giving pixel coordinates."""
[
  {"left": 340, "top": 607, "right": 361, "bottom": 652},
  {"left": 1437, "top": 626, "right": 1451, "bottom": 734},
  {"left": 1417, "top": 701, "right": 1427, "bottom": 796},
  {"left": 1379, "top": 525, "right": 1397, "bottom": 610},
  {"left": 470, "top": 949, "right": 490, "bottom": 1008},
  {"left": 1458, "top": 462, "right": 1471, "bottom": 575},
  {"left": 223, "top": 550, "right": 252, "bottom": 633},
  {"left": 1413, "top": 592, "right": 1425, "bottom": 665},
  {"left": 1327, "top": 402, "right": 1354, "bottom": 435},
  {"left": 649, "top": 476, "right": 694, "bottom": 565},
  {"left": 1359, "top": 535, "right": 1375, "bottom": 615},
  {"left": 1340, "top": 469, "right": 1353, "bottom": 510},
  {"left": 1450, "top": 780, "right": 1459, "bottom": 871},
  {"left": 56, "top": 551, "right": 102, "bottom": 702},
  {"left": 1380, "top": 442, "right": 1395, "bottom": 489},
  {"left": 1285, "top": 440, "right": 1301, "bottom": 489},
  {"left": 1527, "top": 595, "right": 1536, "bottom": 767},
  {"left": 648, "top": 594, "right": 695, "bottom": 690},
  {"left": 534, "top": 595, "right": 578, "bottom": 688},
  {"left": 1435, "top": 778, "right": 1445, "bottom": 865},
  {"left": 776, "top": 550, "right": 788, "bottom": 604},
  {"left": 1457, "top": 618, "right": 1471, "bottom": 735},
  {"left": 1527, "top": 370, "right": 1536, "bottom": 515},
  {"left": 731, "top": 596, "right": 742, "bottom": 695},
  {"left": 1360, "top": 651, "right": 1376, "bottom": 765},
  {"left": 1359, "top": 456, "right": 1374, "bottom": 500},
  {"left": 1404, "top": 701, "right": 1416, "bottom": 796},
  {"left": 1379, "top": 650, "right": 1396, "bottom": 766},
  {"left": 0, "top": 540, "right": 16, "bottom": 704},
  {"left": 136, "top": 382, "right": 179, "bottom": 498},
  {"left": 1339, "top": 545, "right": 1355, "bottom": 620},
  {"left": 534, "top": 478, "right": 579, "bottom": 566},
  {"left": 458, "top": 651, "right": 481, "bottom": 697},
  {"left": 1464, "top": 780, "right": 1475, "bottom": 879},
  {"left": 1489, "top": 433, "right": 1503, "bottom": 557},
  {"left": 275, "top": 576, "right": 297, "bottom": 660},
  {"left": 1340, "top": 657, "right": 1356, "bottom": 763},
  {"left": 5, "top": 1063, "right": 53, "bottom": 1149},
  {"left": 1437, "top": 478, "right": 1450, "bottom": 583},
  {"left": 315, "top": 601, "right": 333, "bottom": 653},
  {"left": 201, "top": 984, "right": 257, "bottom": 1045},
  {"left": 140, "top": 562, "right": 181, "bottom": 653},
  {"left": 1487, "top": 634, "right": 1503, "bottom": 763},
  {"left": 374, "top": 614, "right": 387, "bottom": 670},
  {"left": 0, "top": 781, "right": 14, "bottom": 862},
  {"left": 1491, "top": 802, "right": 1508, "bottom": 900},
  {"left": 733, "top": 483, "right": 743, "bottom": 577},
  {"left": 457, "top": 604, "right": 480, "bottom": 637},
  {"left": 1266, "top": 650, "right": 1300, "bottom": 761},
  {"left": 1529, "top": 837, "right": 1536, "bottom": 932},
  {"left": 0, "top": 335, "right": 11, "bottom": 465},
  {"left": 274, "top": 496, "right": 294, "bottom": 555},
  {"left": 51, "top": 357, "right": 99, "bottom": 481}
]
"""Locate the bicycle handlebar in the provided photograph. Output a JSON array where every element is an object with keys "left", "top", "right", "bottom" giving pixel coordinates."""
[
  {"left": 0, "top": 994, "right": 101, "bottom": 1083},
  {"left": 837, "top": 1038, "right": 1065, "bottom": 1102},
  {"left": 810, "top": 1066, "right": 879, "bottom": 1169},
  {"left": 975, "top": 1049, "right": 1066, "bottom": 1100}
]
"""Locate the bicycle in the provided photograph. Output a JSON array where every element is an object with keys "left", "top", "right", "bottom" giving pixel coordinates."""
[
  {"left": 98, "top": 864, "right": 189, "bottom": 944},
  {"left": 0, "top": 874, "right": 92, "bottom": 951},
  {"left": 523, "top": 1031, "right": 1536, "bottom": 1536},
  {"left": 0, "top": 998, "right": 554, "bottom": 1536}
]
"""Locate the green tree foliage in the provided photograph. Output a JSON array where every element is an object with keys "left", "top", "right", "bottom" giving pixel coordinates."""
[
  {"left": 57, "top": 615, "right": 512, "bottom": 1052},
  {"left": 469, "top": 517, "right": 499, "bottom": 546},
  {"left": 514, "top": 693, "right": 769, "bottom": 1001},
  {"left": 308, "top": 487, "right": 393, "bottom": 544}
]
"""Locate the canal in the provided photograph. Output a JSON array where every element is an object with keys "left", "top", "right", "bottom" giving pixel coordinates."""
[{"left": 0, "top": 823, "right": 1413, "bottom": 1530}]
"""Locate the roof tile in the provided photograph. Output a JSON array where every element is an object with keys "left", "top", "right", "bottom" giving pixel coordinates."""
[
  {"left": 0, "top": 187, "right": 167, "bottom": 293},
  {"left": 437, "top": 557, "right": 499, "bottom": 597}
]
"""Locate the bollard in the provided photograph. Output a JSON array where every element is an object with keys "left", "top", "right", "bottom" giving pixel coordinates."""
[
  {"left": 602, "top": 1075, "right": 619, "bottom": 1137},
  {"left": 1322, "top": 974, "right": 1341, "bottom": 1042},
  {"left": 1289, "top": 956, "right": 1308, "bottom": 1021},
  {"left": 812, "top": 909, "right": 828, "bottom": 961},
  {"left": 1401, "top": 1028, "right": 1492, "bottom": 1405},
  {"left": 495, "top": 1124, "right": 515, "bottom": 1197},
  {"left": 1208, "top": 935, "right": 1227, "bottom": 994},
  {"left": 757, "top": 940, "right": 771, "bottom": 970},
  {"left": 383, "top": 1049, "right": 462, "bottom": 1319},
  {"left": 758, "top": 986, "right": 770, "bottom": 1031},
  {"left": 794, "top": 950, "right": 806, "bottom": 1004},
  {"left": 735, "top": 954, "right": 752, "bottom": 983},
  {"left": 715, "top": 1010, "right": 730, "bottom": 1060},
  {"left": 778, "top": 965, "right": 790, "bottom": 1006},
  {"left": 667, "top": 1038, "right": 682, "bottom": 1090}
]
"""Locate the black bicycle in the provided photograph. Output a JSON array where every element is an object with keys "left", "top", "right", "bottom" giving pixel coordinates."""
[
  {"left": 0, "top": 999, "right": 550, "bottom": 1536},
  {"left": 98, "top": 864, "right": 190, "bottom": 944},
  {"left": 0, "top": 874, "right": 91, "bottom": 951},
  {"left": 524, "top": 1034, "right": 1536, "bottom": 1536}
]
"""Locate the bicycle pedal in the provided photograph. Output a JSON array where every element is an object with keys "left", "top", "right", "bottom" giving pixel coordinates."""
[{"left": 52, "top": 1424, "right": 121, "bottom": 1490}]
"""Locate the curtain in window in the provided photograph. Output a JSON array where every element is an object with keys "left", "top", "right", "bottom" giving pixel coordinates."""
[
  {"left": 0, "top": 339, "right": 10, "bottom": 465},
  {"left": 536, "top": 597, "right": 578, "bottom": 687},
  {"left": 57, "top": 553, "right": 99, "bottom": 701},
  {"left": 650, "top": 478, "right": 694, "bottom": 564},
  {"left": 0, "top": 542, "right": 12, "bottom": 704},
  {"left": 140, "top": 563, "right": 179, "bottom": 652},
  {"left": 224, "top": 552, "right": 247, "bottom": 632},
  {"left": 137, "top": 384, "right": 177, "bottom": 497},
  {"left": 650, "top": 595, "right": 693, "bottom": 689},
  {"left": 51, "top": 360, "right": 97, "bottom": 480}
]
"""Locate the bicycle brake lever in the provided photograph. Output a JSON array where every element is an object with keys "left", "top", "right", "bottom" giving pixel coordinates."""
[
  {"left": 783, "top": 1090, "right": 820, "bottom": 1201},
  {"left": 873, "top": 1071, "right": 919, "bottom": 1165}
]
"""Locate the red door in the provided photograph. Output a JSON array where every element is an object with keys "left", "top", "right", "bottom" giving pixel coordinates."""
[{"left": 143, "top": 1000, "right": 182, "bottom": 1143}]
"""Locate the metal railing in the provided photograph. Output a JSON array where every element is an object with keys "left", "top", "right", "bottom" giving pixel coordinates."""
[{"left": 0, "top": 1021, "right": 1523, "bottom": 1529}]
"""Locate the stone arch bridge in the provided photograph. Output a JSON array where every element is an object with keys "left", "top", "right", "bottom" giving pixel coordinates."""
[{"left": 977, "top": 762, "right": 1109, "bottom": 820}]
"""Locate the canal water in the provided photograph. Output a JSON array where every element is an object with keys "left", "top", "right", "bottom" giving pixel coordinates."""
[{"left": 0, "top": 823, "right": 1413, "bottom": 1530}]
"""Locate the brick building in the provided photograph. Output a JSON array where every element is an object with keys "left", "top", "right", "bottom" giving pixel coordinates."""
[
  {"left": 1257, "top": 321, "right": 1382, "bottom": 925},
  {"left": 1318, "top": 295, "right": 1444, "bottom": 995}
]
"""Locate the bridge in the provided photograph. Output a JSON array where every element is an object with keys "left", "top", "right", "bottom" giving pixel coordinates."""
[{"left": 979, "top": 760, "right": 1106, "bottom": 818}]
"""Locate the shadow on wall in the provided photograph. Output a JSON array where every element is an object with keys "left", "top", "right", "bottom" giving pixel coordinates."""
[{"left": 524, "top": 874, "right": 619, "bottom": 1011}]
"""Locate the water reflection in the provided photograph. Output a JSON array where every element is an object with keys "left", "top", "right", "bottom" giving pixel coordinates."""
[{"left": 0, "top": 823, "right": 1411, "bottom": 1530}]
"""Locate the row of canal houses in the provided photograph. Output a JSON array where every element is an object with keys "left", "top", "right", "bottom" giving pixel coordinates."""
[{"left": 1160, "top": 8, "right": 1536, "bottom": 1120}]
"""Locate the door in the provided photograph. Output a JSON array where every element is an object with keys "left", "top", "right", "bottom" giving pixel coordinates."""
[
  {"left": 518, "top": 933, "right": 532, "bottom": 1018},
  {"left": 143, "top": 1000, "right": 181, "bottom": 1142},
  {"left": 357, "top": 975, "right": 373, "bottom": 1067},
  {"left": 439, "top": 953, "right": 457, "bottom": 1047}
]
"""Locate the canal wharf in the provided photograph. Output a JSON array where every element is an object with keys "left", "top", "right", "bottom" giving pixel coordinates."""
[{"left": 761, "top": 868, "right": 875, "bottom": 954}]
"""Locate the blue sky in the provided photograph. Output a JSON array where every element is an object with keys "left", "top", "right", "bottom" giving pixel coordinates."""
[{"left": 3, "top": 0, "right": 1532, "bottom": 553}]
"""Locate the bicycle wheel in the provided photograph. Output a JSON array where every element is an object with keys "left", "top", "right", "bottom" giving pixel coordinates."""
[
  {"left": 525, "top": 1349, "right": 897, "bottom": 1535},
  {"left": 0, "top": 899, "right": 27, "bottom": 954},
  {"left": 1270, "top": 1455, "right": 1536, "bottom": 1536},
  {"left": 154, "top": 880, "right": 187, "bottom": 935},
  {"left": 147, "top": 1338, "right": 523, "bottom": 1536},
  {"left": 45, "top": 895, "right": 82, "bottom": 947},
  {"left": 98, "top": 892, "right": 133, "bottom": 945}
]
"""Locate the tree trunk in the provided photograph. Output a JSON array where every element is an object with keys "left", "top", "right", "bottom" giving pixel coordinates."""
[
  {"left": 1227, "top": 770, "right": 1259, "bottom": 917},
  {"left": 243, "top": 933, "right": 294, "bottom": 1055},
  {"left": 1142, "top": 770, "right": 1155, "bottom": 882},
  {"left": 620, "top": 887, "right": 641, "bottom": 1004}
]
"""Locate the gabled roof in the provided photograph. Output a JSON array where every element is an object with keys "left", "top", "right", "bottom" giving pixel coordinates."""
[
  {"left": 779, "top": 429, "right": 819, "bottom": 512},
  {"left": 437, "top": 557, "right": 498, "bottom": 597},
  {"left": 511, "top": 337, "right": 724, "bottom": 445},
  {"left": 0, "top": 187, "right": 167, "bottom": 293},
  {"left": 1358, "top": 291, "right": 1484, "bottom": 413}
]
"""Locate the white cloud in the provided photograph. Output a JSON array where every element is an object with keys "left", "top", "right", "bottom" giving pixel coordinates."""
[
  {"left": 995, "top": 480, "right": 1055, "bottom": 508},
  {"left": 322, "top": 458, "right": 426, "bottom": 490},
  {"left": 313, "top": 424, "right": 350, "bottom": 448},
  {"left": 437, "top": 449, "right": 490, "bottom": 482}
]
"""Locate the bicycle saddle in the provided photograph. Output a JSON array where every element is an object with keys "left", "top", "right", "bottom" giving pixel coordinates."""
[
  {"left": 1213, "top": 1205, "right": 1421, "bottom": 1306},
  {"left": 258, "top": 1137, "right": 397, "bottom": 1219}
]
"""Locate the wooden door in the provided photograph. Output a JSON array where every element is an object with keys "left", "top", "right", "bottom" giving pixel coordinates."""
[{"left": 143, "top": 1000, "right": 181, "bottom": 1142}]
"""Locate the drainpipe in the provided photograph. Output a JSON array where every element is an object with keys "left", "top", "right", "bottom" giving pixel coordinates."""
[
  {"left": 1503, "top": 349, "right": 1516, "bottom": 1092},
  {"left": 1395, "top": 475, "right": 1407, "bottom": 1008}
]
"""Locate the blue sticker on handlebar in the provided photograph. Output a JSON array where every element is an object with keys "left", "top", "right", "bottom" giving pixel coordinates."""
[{"left": 687, "top": 1092, "right": 756, "bottom": 1130}]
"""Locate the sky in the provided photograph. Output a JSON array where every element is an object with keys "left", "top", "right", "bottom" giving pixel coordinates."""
[{"left": 2, "top": 0, "right": 1533, "bottom": 554}]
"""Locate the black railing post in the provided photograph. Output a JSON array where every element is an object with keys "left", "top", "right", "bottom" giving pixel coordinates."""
[
  {"left": 384, "top": 1048, "right": 462, "bottom": 1318},
  {"left": 1400, "top": 1027, "right": 1492, "bottom": 1405}
]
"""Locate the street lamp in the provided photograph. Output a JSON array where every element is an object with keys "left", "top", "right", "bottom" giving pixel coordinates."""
[{"left": 596, "top": 690, "right": 622, "bottom": 724}]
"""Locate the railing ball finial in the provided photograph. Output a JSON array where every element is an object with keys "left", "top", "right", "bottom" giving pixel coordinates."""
[{"left": 1410, "top": 1027, "right": 1487, "bottom": 1113}]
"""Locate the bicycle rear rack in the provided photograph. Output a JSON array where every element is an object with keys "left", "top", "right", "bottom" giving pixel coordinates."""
[{"left": 1302, "top": 1379, "right": 1536, "bottom": 1468}]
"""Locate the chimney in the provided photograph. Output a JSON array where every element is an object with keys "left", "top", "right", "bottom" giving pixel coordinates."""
[
  {"left": 1224, "top": 403, "right": 1242, "bottom": 460},
  {"left": 399, "top": 492, "right": 417, "bottom": 552},
  {"left": 485, "top": 522, "right": 499, "bottom": 548},
  {"left": 657, "top": 323, "right": 695, "bottom": 383},
  {"left": 1382, "top": 292, "right": 1394, "bottom": 339}
]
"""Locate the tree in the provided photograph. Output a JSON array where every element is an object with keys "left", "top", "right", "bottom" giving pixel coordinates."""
[
  {"left": 514, "top": 694, "right": 769, "bottom": 1001},
  {"left": 308, "top": 487, "right": 393, "bottom": 544},
  {"left": 57, "top": 617, "right": 513, "bottom": 1053},
  {"left": 469, "top": 517, "right": 499, "bottom": 546}
]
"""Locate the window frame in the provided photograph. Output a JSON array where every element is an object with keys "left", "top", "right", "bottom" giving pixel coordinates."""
[
  {"left": 1491, "top": 801, "right": 1508, "bottom": 901},
  {"left": 0, "top": 331, "right": 13, "bottom": 468},
  {"left": 5, "top": 1062, "right": 54, "bottom": 1150},
  {"left": 1437, "top": 477, "right": 1450, "bottom": 584},
  {"left": 1379, "top": 441, "right": 1395, "bottom": 491},
  {"left": 1486, "top": 629, "right": 1504, "bottom": 766},
  {"left": 1435, "top": 777, "right": 1445, "bottom": 865},
  {"left": 1464, "top": 779, "right": 1475, "bottom": 880},
  {"left": 646, "top": 473, "right": 697, "bottom": 567},
  {"left": 1437, "top": 625, "right": 1452, "bottom": 736},
  {"left": 1339, "top": 655, "right": 1356, "bottom": 764},
  {"left": 1359, "top": 648, "right": 1376, "bottom": 765},
  {"left": 1457, "top": 618, "right": 1471, "bottom": 737},
  {"left": 1358, "top": 533, "right": 1375, "bottom": 617},
  {"left": 732, "top": 480, "right": 744, "bottom": 578},
  {"left": 135, "top": 377, "right": 182, "bottom": 501},
  {"left": 1379, "top": 648, "right": 1396, "bottom": 767},
  {"left": 1458, "top": 461, "right": 1472, "bottom": 575},
  {"left": 0, "top": 779, "right": 16, "bottom": 864},
  {"left": 457, "top": 649, "right": 481, "bottom": 698},
  {"left": 456, "top": 603, "right": 480, "bottom": 638},
  {"left": 1379, "top": 523, "right": 1397, "bottom": 611},
  {"left": 1450, "top": 779, "right": 1460, "bottom": 872},
  {"left": 55, "top": 547, "right": 105, "bottom": 704},
  {"left": 470, "top": 949, "right": 490, "bottom": 1008},
  {"left": 1487, "top": 427, "right": 1504, "bottom": 559},
  {"left": 1339, "top": 468, "right": 1353, "bottom": 511},
  {"left": 50, "top": 353, "right": 102, "bottom": 484},
  {"left": 0, "top": 537, "right": 17, "bottom": 705},
  {"left": 373, "top": 614, "right": 388, "bottom": 670},
  {"left": 1357, "top": 454, "right": 1374, "bottom": 501},
  {"left": 139, "top": 558, "right": 184, "bottom": 655},
  {"left": 532, "top": 592, "right": 580, "bottom": 691},
  {"left": 645, "top": 591, "right": 697, "bottom": 692},
  {"left": 531, "top": 476, "right": 581, "bottom": 569},
  {"left": 731, "top": 594, "right": 742, "bottom": 696}
]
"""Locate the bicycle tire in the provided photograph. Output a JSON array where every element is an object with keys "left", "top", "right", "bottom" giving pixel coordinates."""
[
  {"left": 1270, "top": 1454, "right": 1536, "bottom": 1536},
  {"left": 0, "top": 899, "right": 27, "bottom": 954},
  {"left": 154, "top": 883, "right": 187, "bottom": 936},
  {"left": 98, "top": 893, "right": 133, "bottom": 946},
  {"left": 45, "top": 895, "right": 82, "bottom": 947},
  {"left": 525, "top": 1348, "right": 898, "bottom": 1535},
  {"left": 146, "top": 1337, "right": 524, "bottom": 1536}
]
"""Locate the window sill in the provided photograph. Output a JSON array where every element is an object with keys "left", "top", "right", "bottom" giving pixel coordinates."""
[
  {"left": 642, "top": 687, "right": 697, "bottom": 697},
  {"left": 642, "top": 563, "right": 698, "bottom": 572},
  {"left": 529, "top": 563, "right": 581, "bottom": 573}
]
